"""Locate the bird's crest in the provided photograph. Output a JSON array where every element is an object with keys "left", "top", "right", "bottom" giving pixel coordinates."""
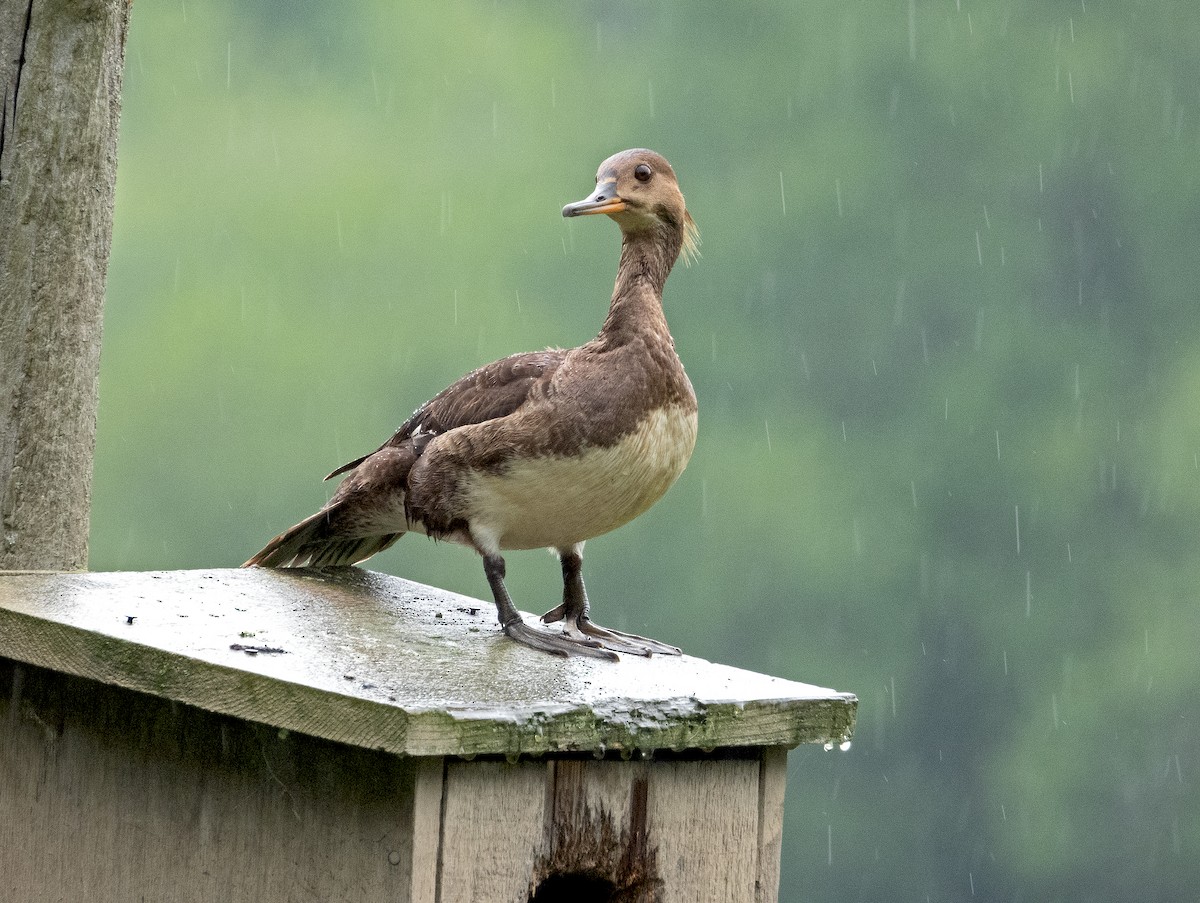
[{"left": 681, "top": 211, "right": 701, "bottom": 266}]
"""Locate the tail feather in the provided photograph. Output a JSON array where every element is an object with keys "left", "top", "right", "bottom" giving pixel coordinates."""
[
  {"left": 243, "top": 509, "right": 404, "bottom": 568},
  {"left": 246, "top": 443, "right": 419, "bottom": 568}
]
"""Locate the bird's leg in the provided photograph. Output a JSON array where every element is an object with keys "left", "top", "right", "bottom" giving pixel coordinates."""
[
  {"left": 542, "top": 547, "right": 682, "bottom": 657},
  {"left": 482, "top": 553, "right": 617, "bottom": 660}
]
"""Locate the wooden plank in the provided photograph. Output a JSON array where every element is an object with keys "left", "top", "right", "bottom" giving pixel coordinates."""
[
  {"left": 531, "top": 758, "right": 660, "bottom": 898},
  {"left": 755, "top": 747, "right": 790, "bottom": 903},
  {"left": 0, "top": 568, "right": 858, "bottom": 758},
  {"left": 646, "top": 759, "right": 762, "bottom": 902},
  {"left": 482, "top": 757, "right": 763, "bottom": 902},
  {"left": 410, "top": 757, "right": 446, "bottom": 903},
  {"left": 0, "top": 659, "right": 421, "bottom": 902},
  {"left": 438, "top": 760, "right": 548, "bottom": 903}
]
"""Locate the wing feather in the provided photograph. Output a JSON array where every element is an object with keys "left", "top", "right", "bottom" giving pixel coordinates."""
[{"left": 325, "top": 349, "right": 565, "bottom": 480}]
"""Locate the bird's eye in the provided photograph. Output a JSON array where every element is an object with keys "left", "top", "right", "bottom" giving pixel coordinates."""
[{"left": 634, "top": 163, "right": 653, "bottom": 183}]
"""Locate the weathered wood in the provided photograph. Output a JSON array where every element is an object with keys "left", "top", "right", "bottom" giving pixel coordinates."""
[
  {"left": 0, "top": 567, "right": 857, "bottom": 900},
  {"left": 437, "top": 757, "right": 765, "bottom": 902},
  {"left": 0, "top": 659, "right": 423, "bottom": 902},
  {"left": 0, "top": 568, "right": 858, "bottom": 758},
  {"left": 636, "top": 758, "right": 761, "bottom": 900},
  {"left": 755, "top": 746, "right": 789, "bottom": 903},
  {"left": 410, "top": 758, "right": 446, "bottom": 903},
  {"left": 2, "top": 659, "right": 799, "bottom": 902},
  {"left": 0, "top": 0, "right": 131, "bottom": 570},
  {"left": 439, "top": 761, "right": 549, "bottom": 901}
]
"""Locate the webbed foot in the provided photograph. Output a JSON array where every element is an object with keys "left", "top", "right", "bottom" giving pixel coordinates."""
[
  {"left": 541, "top": 607, "right": 682, "bottom": 657},
  {"left": 502, "top": 616, "right": 620, "bottom": 661}
]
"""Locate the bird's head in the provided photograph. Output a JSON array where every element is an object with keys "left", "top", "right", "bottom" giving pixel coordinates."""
[{"left": 562, "top": 148, "right": 700, "bottom": 265}]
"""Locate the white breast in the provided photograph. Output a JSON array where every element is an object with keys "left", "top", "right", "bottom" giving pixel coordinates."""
[{"left": 462, "top": 404, "right": 698, "bottom": 552}]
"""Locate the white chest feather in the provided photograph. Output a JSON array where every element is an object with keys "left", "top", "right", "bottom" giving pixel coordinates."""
[{"left": 462, "top": 405, "right": 698, "bottom": 551}]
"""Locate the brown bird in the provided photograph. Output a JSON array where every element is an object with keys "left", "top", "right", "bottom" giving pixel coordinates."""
[{"left": 245, "top": 149, "right": 700, "bottom": 660}]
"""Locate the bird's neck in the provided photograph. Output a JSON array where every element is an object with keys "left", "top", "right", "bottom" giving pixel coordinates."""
[{"left": 598, "top": 228, "right": 681, "bottom": 344}]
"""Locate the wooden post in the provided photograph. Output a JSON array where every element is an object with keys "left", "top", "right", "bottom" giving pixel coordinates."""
[
  {"left": 0, "top": 568, "right": 857, "bottom": 901},
  {"left": 0, "top": 0, "right": 131, "bottom": 570}
]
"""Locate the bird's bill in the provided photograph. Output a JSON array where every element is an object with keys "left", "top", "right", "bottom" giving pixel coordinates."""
[{"left": 561, "top": 180, "right": 626, "bottom": 217}]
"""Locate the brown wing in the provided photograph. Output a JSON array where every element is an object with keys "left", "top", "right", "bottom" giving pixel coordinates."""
[{"left": 325, "top": 349, "right": 565, "bottom": 480}]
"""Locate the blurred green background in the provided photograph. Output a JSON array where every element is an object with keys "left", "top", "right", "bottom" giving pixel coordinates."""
[{"left": 94, "top": 1, "right": 1198, "bottom": 899}]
